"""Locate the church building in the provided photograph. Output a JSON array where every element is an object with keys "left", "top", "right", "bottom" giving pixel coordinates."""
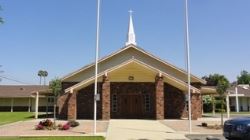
[{"left": 57, "top": 13, "right": 207, "bottom": 120}]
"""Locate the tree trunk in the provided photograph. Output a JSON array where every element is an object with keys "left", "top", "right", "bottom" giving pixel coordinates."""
[
  {"left": 39, "top": 76, "right": 42, "bottom": 85},
  {"left": 44, "top": 77, "right": 46, "bottom": 85},
  {"left": 212, "top": 96, "right": 215, "bottom": 116},
  {"left": 53, "top": 96, "right": 56, "bottom": 124},
  {"left": 221, "top": 96, "right": 224, "bottom": 126}
]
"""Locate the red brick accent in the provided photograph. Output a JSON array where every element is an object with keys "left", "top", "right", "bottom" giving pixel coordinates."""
[
  {"left": 57, "top": 93, "right": 69, "bottom": 119},
  {"left": 191, "top": 93, "right": 202, "bottom": 120},
  {"left": 155, "top": 75, "right": 164, "bottom": 120},
  {"left": 68, "top": 93, "right": 77, "bottom": 120},
  {"left": 102, "top": 75, "right": 110, "bottom": 120},
  {"left": 57, "top": 81, "right": 202, "bottom": 120}
]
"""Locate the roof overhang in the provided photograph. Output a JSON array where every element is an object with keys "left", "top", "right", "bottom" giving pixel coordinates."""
[
  {"left": 31, "top": 89, "right": 53, "bottom": 96},
  {"left": 62, "top": 45, "right": 206, "bottom": 84},
  {"left": 65, "top": 58, "right": 200, "bottom": 94},
  {"left": 201, "top": 86, "right": 217, "bottom": 95}
]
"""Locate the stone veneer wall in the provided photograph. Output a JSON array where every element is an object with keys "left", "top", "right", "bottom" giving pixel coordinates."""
[
  {"left": 77, "top": 83, "right": 102, "bottom": 119},
  {"left": 155, "top": 76, "right": 164, "bottom": 119},
  {"left": 57, "top": 82, "right": 78, "bottom": 119},
  {"left": 58, "top": 81, "right": 202, "bottom": 120},
  {"left": 164, "top": 83, "right": 186, "bottom": 118},
  {"left": 191, "top": 93, "right": 202, "bottom": 119},
  {"left": 102, "top": 75, "right": 110, "bottom": 120}
]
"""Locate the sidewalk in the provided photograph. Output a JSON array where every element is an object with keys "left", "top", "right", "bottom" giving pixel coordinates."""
[{"left": 106, "top": 119, "right": 187, "bottom": 140}]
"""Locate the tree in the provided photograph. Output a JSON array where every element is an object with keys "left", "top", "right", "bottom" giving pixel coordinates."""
[
  {"left": 216, "top": 75, "right": 229, "bottom": 126},
  {"left": 43, "top": 71, "right": 48, "bottom": 85},
  {"left": 237, "top": 70, "right": 250, "bottom": 85},
  {"left": 202, "top": 74, "right": 224, "bottom": 86},
  {"left": 0, "top": 6, "right": 4, "bottom": 24},
  {"left": 0, "top": 16, "right": 3, "bottom": 24},
  {"left": 49, "top": 78, "right": 62, "bottom": 124},
  {"left": 38, "top": 70, "right": 43, "bottom": 85},
  {"left": 37, "top": 70, "right": 48, "bottom": 85},
  {"left": 202, "top": 74, "right": 229, "bottom": 116}
]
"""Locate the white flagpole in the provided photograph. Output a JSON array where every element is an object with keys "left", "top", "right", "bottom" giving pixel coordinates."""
[
  {"left": 184, "top": 0, "right": 192, "bottom": 133},
  {"left": 94, "top": 0, "right": 101, "bottom": 135}
]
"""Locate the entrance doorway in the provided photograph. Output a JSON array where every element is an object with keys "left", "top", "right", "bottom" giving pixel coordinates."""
[{"left": 121, "top": 94, "right": 143, "bottom": 118}]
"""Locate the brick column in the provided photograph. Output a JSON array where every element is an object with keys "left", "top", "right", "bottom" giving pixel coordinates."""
[
  {"left": 191, "top": 93, "right": 202, "bottom": 120},
  {"left": 68, "top": 92, "right": 77, "bottom": 120},
  {"left": 155, "top": 74, "right": 164, "bottom": 120},
  {"left": 102, "top": 75, "right": 110, "bottom": 120}
]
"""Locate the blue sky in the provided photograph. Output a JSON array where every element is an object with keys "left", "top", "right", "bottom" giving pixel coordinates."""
[{"left": 0, "top": 0, "right": 249, "bottom": 85}]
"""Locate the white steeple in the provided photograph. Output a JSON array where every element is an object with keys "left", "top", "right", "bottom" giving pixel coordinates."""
[{"left": 126, "top": 10, "right": 136, "bottom": 46}]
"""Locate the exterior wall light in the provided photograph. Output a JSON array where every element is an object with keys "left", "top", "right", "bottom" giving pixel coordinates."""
[{"left": 128, "top": 76, "right": 134, "bottom": 81}]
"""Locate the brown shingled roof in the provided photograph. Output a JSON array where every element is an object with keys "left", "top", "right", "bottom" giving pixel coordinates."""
[
  {"left": 0, "top": 85, "right": 49, "bottom": 98},
  {"left": 228, "top": 86, "right": 250, "bottom": 97}
]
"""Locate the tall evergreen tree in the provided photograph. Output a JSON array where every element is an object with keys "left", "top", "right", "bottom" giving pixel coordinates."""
[{"left": 237, "top": 70, "right": 250, "bottom": 85}]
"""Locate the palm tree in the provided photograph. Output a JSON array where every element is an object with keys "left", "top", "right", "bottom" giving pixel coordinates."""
[
  {"left": 49, "top": 78, "right": 62, "bottom": 124},
  {"left": 43, "top": 71, "right": 48, "bottom": 85},
  {"left": 0, "top": 6, "right": 4, "bottom": 24},
  {"left": 38, "top": 70, "right": 43, "bottom": 85},
  {"left": 0, "top": 17, "right": 3, "bottom": 24},
  {"left": 216, "top": 75, "right": 230, "bottom": 126}
]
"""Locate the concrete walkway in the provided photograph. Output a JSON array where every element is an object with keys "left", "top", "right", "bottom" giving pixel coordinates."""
[{"left": 106, "top": 119, "right": 187, "bottom": 140}]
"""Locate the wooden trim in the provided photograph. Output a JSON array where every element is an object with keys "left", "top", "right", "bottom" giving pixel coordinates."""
[{"left": 65, "top": 58, "right": 200, "bottom": 93}]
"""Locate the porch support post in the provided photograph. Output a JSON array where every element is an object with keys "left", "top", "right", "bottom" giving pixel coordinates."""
[
  {"left": 68, "top": 92, "right": 77, "bottom": 120},
  {"left": 155, "top": 73, "right": 164, "bottom": 120},
  {"left": 28, "top": 97, "right": 31, "bottom": 112},
  {"left": 10, "top": 98, "right": 14, "bottom": 112},
  {"left": 248, "top": 98, "right": 250, "bottom": 111},
  {"left": 191, "top": 93, "right": 202, "bottom": 120},
  {"left": 35, "top": 92, "right": 39, "bottom": 119},
  {"left": 212, "top": 95, "right": 215, "bottom": 116},
  {"left": 102, "top": 74, "right": 110, "bottom": 120},
  {"left": 226, "top": 93, "right": 230, "bottom": 119},
  {"left": 46, "top": 96, "right": 48, "bottom": 116}
]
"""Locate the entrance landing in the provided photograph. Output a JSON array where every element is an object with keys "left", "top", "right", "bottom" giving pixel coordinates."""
[{"left": 106, "top": 119, "right": 187, "bottom": 140}]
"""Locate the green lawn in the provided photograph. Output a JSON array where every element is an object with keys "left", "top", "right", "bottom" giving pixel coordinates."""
[
  {"left": 0, "top": 137, "right": 104, "bottom": 140},
  {"left": 0, "top": 112, "right": 34, "bottom": 125}
]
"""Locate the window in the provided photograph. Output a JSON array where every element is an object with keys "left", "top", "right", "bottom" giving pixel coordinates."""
[
  {"left": 112, "top": 94, "right": 117, "bottom": 112},
  {"left": 47, "top": 97, "right": 54, "bottom": 103},
  {"left": 144, "top": 94, "right": 150, "bottom": 112}
]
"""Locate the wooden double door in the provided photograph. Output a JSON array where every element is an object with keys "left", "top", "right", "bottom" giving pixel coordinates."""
[{"left": 120, "top": 94, "right": 143, "bottom": 118}]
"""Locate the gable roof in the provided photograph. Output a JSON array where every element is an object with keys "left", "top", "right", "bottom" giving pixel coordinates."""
[
  {"left": 228, "top": 86, "right": 250, "bottom": 97},
  {"left": 62, "top": 44, "right": 206, "bottom": 84},
  {"left": 65, "top": 58, "right": 200, "bottom": 94},
  {"left": 0, "top": 85, "right": 49, "bottom": 98}
]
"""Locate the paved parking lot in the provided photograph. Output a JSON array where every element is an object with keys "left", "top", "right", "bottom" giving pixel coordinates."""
[{"left": 186, "top": 134, "right": 226, "bottom": 140}]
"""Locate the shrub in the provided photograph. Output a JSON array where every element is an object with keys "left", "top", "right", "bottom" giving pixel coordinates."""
[
  {"left": 201, "top": 122, "right": 208, "bottom": 127},
  {"left": 67, "top": 120, "right": 80, "bottom": 127},
  {"left": 59, "top": 123, "right": 70, "bottom": 130},
  {"left": 39, "top": 119, "right": 53, "bottom": 127},
  {"left": 35, "top": 124, "right": 45, "bottom": 130},
  {"left": 35, "top": 119, "right": 55, "bottom": 130}
]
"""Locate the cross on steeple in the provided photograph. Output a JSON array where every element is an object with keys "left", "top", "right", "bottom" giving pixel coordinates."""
[
  {"left": 128, "top": 10, "right": 133, "bottom": 16},
  {"left": 125, "top": 10, "right": 136, "bottom": 46}
]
